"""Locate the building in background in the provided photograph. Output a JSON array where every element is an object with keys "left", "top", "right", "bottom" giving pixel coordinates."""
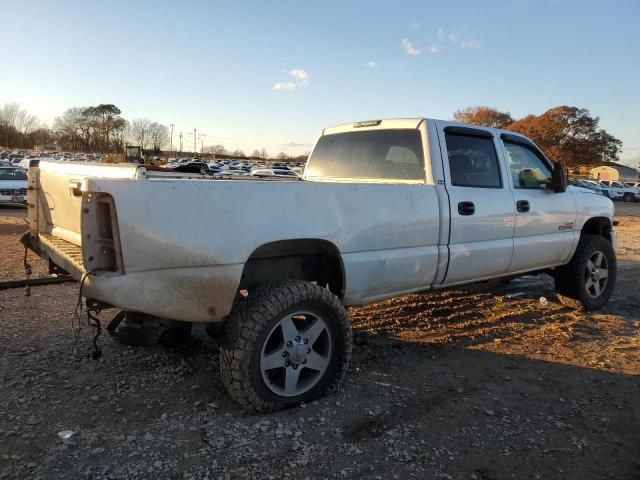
[{"left": 588, "top": 162, "right": 638, "bottom": 182}]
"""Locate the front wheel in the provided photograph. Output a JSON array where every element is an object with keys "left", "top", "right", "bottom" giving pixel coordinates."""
[
  {"left": 554, "top": 234, "right": 616, "bottom": 310},
  {"left": 219, "top": 280, "right": 352, "bottom": 412}
]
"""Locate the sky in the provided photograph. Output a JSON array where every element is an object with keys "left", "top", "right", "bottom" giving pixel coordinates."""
[{"left": 1, "top": 0, "right": 639, "bottom": 165}]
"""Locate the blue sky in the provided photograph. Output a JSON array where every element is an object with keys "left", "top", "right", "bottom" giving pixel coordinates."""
[{"left": 1, "top": 0, "right": 639, "bottom": 164}]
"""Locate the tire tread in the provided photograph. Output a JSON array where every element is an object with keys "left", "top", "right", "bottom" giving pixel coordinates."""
[{"left": 219, "top": 280, "right": 352, "bottom": 412}]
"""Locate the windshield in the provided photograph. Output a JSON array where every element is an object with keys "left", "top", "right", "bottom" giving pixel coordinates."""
[{"left": 305, "top": 129, "right": 425, "bottom": 181}]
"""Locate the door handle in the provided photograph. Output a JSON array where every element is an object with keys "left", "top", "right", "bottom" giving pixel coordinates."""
[
  {"left": 516, "top": 200, "right": 530, "bottom": 213},
  {"left": 458, "top": 201, "right": 475, "bottom": 216}
]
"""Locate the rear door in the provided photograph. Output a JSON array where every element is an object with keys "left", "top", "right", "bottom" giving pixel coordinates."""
[
  {"left": 436, "top": 124, "right": 515, "bottom": 284},
  {"left": 499, "top": 134, "right": 576, "bottom": 272}
]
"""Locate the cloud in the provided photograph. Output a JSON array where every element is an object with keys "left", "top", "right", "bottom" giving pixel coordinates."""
[
  {"left": 409, "top": 22, "right": 420, "bottom": 28},
  {"left": 289, "top": 68, "right": 309, "bottom": 87},
  {"left": 459, "top": 40, "right": 480, "bottom": 50},
  {"left": 401, "top": 38, "right": 421, "bottom": 56},
  {"left": 365, "top": 60, "right": 376, "bottom": 68},
  {"left": 436, "top": 27, "right": 481, "bottom": 51},
  {"left": 427, "top": 45, "right": 443, "bottom": 54},
  {"left": 282, "top": 141, "right": 312, "bottom": 148},
  {"left": 273, "top": 82, "right": 296, "bottom": 91},
  {"left": 273, "top": 68, "right": 310, "bottom": 91}
]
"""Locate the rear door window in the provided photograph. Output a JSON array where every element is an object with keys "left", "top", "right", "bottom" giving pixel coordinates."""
[{"left": 445, "top": 133, "right": 502, "bottom": 188}]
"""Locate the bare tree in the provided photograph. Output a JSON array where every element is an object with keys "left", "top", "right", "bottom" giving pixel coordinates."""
[
  {"left": 148, "top": 122, "right": 169, "bottom": 151},
  {"left": 202, "top": 144, "right": 227, "bottom": 155},
  {"left": 276, "top": 152, "right": 289, "bottom": 160},
  {"left": 232, "top": 149, "right": 245, "bottom": 157},
  {"left": 250, "top": 149, "right": 261, "bottom": 158},
  {"left": 0, "top": 103, "right": 40, "bottom": 147},
  {"left": 260, "top": 148, "right": 268, "bottom": 159},
  {"left": 53, "top": 107, "right": 86, "bottom": 151},
  {"left": 128, "top": 118, "right": 152, "bottom": 150}
]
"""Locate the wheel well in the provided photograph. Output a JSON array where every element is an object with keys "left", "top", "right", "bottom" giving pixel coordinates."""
[
  {"left": 239, "top": 239, "right": 345, "bottom": 298},
  {"left": 581, "top": 217, "right": 613, "bottom": 241}
]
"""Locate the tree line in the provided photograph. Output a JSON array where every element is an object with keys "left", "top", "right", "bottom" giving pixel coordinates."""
[
  {"left": 53, "top": 105, "right": 170, "bottom": 153},
  {"left": 0, "top": 103, "right": 171, "bottom": 154},
  {"left": 1, "top": 101, "right": 622, "bottom": 166},
  {"left": 0, "top": 103, "right": 52, "bottom": 150},
  {"left": 201, "top": 145, "right": 306, "bottom": 161},
  {"left": 452, "top": 105, "right": 622, "bottom": 167},
  {"left": 0, "top": 102, "right": 299, "bottom": 160}
]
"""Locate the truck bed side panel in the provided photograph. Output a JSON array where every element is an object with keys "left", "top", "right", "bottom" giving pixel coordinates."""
[{"left": 85, "top": 177, "right": 441, "bottom": 315}]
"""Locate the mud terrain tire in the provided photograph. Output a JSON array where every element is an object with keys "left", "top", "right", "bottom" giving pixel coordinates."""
[{"left": 219, "top": 280, "right": 352, "bottom": 412}]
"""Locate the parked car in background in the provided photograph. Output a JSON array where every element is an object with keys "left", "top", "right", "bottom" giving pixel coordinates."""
[
  {"left": 623, "top": 182, "right": 640, "bottom": 200},
  {"left": 572, "top": 179, "right": 604, "bottom": 195},
  {"left": 172, "top": 162, "right": 212, "bottom": 175},
  {"left": 250, "top": 168, "right": 299, "bottom": 178},
  {"left": 8, "top": 154, "right": 24, "bottom": 165},
  {"left": 273, "top": 169, "right": 299, "bottom": 177},
  {"left": 598, "top": 180, "right": 638, "bottom": 202},
  {"left": 250, "top": 168, "right": 276, "bottom": 177},
  {"left": 0, "top": 166, "right": 28, "bottom": 205},
  {"left": 221, "top": 168, "right": 247, "bottom": 176}
]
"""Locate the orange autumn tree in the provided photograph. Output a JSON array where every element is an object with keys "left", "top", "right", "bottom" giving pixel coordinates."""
[
  {"left": 452, "top": 105, "right": 622, "bottom": 167},
  {"left": 453, "top": 106, "right": 514, "bottom": 129}
]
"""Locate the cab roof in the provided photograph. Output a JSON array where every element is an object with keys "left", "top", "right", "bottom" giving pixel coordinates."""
[{"left": 322, "top": 118, "right": 425, "bottom": 135}]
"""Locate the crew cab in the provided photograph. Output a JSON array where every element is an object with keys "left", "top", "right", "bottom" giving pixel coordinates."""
[{"left": 24, "top": 118, "right": 617, "bottom": 412}]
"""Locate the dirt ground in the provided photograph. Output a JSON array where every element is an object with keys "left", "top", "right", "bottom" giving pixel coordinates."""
[{"left": 0, "top": 203, "right": 639, "bottom": 480}]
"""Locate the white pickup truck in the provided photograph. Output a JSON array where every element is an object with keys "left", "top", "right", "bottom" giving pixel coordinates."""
[
  {"left": 598, "top": 180, "right": 638, "bottom": 202},
  {"left": 24, "top": 118, "right": 617, "bottom": 412}
]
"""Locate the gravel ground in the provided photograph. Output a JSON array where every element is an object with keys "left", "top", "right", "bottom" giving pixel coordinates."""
[{"left": 0, "top": 204, "right": 639, "bottom": 480}]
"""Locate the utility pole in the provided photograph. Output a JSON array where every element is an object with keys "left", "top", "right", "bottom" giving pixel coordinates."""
[
  {"left": 169, "top": 123, "right": 174, "bottom": 154},
  {"left": 179, "top": 132, "right": 183, "bottom": 154},
  {"left": 193, "top": 128, "right": 196, "bottom": 156},
  {"left": 201, "top": 139, "right": 204, "bottom": 153}
]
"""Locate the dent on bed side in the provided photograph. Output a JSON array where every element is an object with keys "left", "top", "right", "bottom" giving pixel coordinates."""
[{"left": 84, "top": 264, "right": 243, "bottom": 323}]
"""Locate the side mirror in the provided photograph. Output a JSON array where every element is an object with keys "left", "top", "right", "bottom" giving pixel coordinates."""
[{"left": 551, "top": 161, "right": 568, "bottom": 193}]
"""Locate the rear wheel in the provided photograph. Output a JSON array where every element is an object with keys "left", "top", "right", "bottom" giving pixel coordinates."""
[
  {"left": 623, "top": 192, "right": 634, "bottom": 202},
  {"left": 554, "top": 234, "right": 616, "bottom": 310},
  {"left": 219, "top": 280, "right": 352, "bottom": 412}
]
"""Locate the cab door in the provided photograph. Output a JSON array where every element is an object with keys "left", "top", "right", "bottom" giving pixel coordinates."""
[
  {"left": 436, "top": 124, "right": 515, "bottom": 285},
  {"left": 499, "top": 133, "right": 577, "bottom": 273}
]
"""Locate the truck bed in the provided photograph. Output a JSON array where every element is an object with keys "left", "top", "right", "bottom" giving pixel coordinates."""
[{"left": 27, "top": 160, "right": 442, "bottom": 322}]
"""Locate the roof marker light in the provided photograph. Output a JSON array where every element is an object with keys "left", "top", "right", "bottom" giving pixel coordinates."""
[{"left": 353, "top": 120, "right": 382, "bottom": 128}]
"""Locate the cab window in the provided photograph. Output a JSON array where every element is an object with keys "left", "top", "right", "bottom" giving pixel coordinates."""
[
  {"left": 503, "top": 142, "right": 552, "bottom": 189},
  {"left": 445, "top": 133, "right": 502, "bottom": 188},
  {"left": 305, "top": 129, "right": 425, "bottom": 181}
]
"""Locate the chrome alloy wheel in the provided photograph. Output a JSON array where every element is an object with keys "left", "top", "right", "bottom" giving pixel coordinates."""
[
  {"left": 260, "top": 311, "right": 332, "bottom": 397},
  {"left": 584, "top": 250, "right": 609, "bottom": 298}
]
